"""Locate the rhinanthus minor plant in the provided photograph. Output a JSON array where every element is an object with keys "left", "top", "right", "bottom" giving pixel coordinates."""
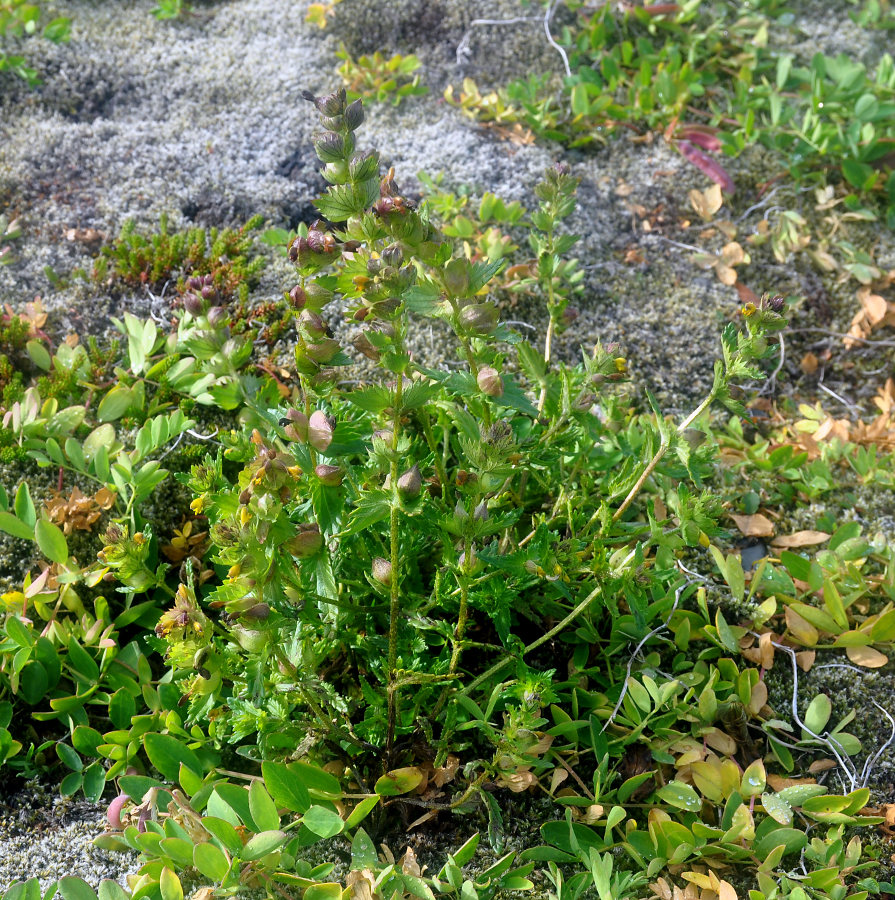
[{"left": 130, "top": 88, "right": 787, "bottom": 777}]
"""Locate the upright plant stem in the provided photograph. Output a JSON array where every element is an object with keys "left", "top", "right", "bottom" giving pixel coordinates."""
[
  {"left": 536, "top": 227, "right": 557, "bottom": 418},
  {"left": 610, "top": 387, "right": 717, "bottom": 524},
  {"left": 385, "top": 371, "right": 404, "bottom": 764}
]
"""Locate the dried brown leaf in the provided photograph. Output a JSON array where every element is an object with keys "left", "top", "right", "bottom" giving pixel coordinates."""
[
  {"left": 771, "top": 531, "right": 830, "bottom": 548},
  {"left": 729, "top": 513, "right": 775, "bottom": 537}
]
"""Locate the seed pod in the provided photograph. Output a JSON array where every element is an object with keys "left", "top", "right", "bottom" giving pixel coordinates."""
[
  {"left": 372, "top": 557, "right": 392, "bottom": 586},
  {"left": 315, "top": 464, "right": 343, "bottom": 486},
  {"left": 476, "top": 366, "right": 503, "bottom": 397},
  {"left": 305, "top": 338, "right": 340, "bottom": 364},
  {"left": 459, "top": 545, "right": 483, "bottom": 575},
  {"left": 397, "top": 464, "right": 422, "bottom": 499},
  {"left": 283, "top": 410, "right": 309, "bottom": 443},
  {"left": 183, "top": 292, "right": 204, "bottom": 316},
  {"left": 288, "top": 285, "right": 307, "bottom": 309},
  {"left": 243, "top": 603, "right": 271, "bottom": 621},
  {"left": 314, "top": 132, "right": 346, "bottom": 163},
  {"left": 309, "top": 410, "right": 335, "bottom": 452},
  {"left": 348, "top": 150, "right": 377, "bottom": 181},
  {"left": 286, "top": 524, "right": 323, "bottom": 558},
  {"left": 459, "top": 302, "right": 498, "bottom": 334},
  {"left": 207, "top": 306, "right": 227, "bottom": 327},
  {"left": 344, "top": 98, "right": 365, "bottom": 130},
  {"left": 299, "top": 309, "right": 331, "bottom": 340},
  {"left": 443, "top": 258, "right": 469, "bottom": 296},
  {"left": 312, "top": 88, "right": 346, "bottom": 117},
  {"left": 381, "top": 244, "right": 403, "bottom": 268},
  {"left": 352, "top": 332, "right": 380, "bottom": 361}
]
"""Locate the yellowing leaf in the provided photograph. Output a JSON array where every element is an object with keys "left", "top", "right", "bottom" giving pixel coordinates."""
[
  {"left": 846, "top": 645, "right": 888, "bottom": 668},
  {"left": 785, "top": 606, "right": 818, "bottom": 646}
]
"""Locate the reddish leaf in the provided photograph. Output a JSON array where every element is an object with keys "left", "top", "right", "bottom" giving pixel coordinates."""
[{"left": 677, "top": 140, "right": 735, "bottom": 194}]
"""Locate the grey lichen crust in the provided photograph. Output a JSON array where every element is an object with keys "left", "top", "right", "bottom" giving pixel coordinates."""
[{"left": 0, "top": 784, "right": 137, "bottom": 890}]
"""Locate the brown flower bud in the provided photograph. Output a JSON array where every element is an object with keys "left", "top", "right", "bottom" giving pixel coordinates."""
[
  {"left": 186, "top": 276, "right": 203, "bottom": 291},
  {"left": 372, "top": 557, "right": 392, "bottom": 586},
  {"left": 307, "top": 88, "right": 346, "bottom": 117},
  {"left": 476, "top": 366, "right": 503, "bottom": 397},
  {"left": 315, "top": 464, "right": 343, "bottom": 486},
  {"left": 307, "top": 229, "right": 336, "bottom": 255},
  {"left": 396, "top": 464, "right": 422, "bottom": 499},
  {"left": 768, "top": 294, "right": 785, "bottom": 312},
  {"left": 239, "top": 488, "right": 252, "bottom": 505},
  {"left": 201, "top": 284, "right": 217, "bottom": 302}
]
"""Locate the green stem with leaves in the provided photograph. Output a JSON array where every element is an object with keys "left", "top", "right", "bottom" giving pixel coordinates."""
[{"left": 385, "top": 368, "right": 404, "bottom": 764}]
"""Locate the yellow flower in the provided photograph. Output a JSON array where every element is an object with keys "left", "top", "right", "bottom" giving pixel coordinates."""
[
  {"left": 741, "top": 302, "right": 757, "bottom": 317},
  {"left": 190, "top": 496, "right": 206, "bottom": 515}
]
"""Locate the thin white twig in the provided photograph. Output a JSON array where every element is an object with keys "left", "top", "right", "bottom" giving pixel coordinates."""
[
  {"left": 544, "top": 0, "right": 571, "bottom": 78},
  {"left": 736, "top": 187, "right": 782, "bottom": 223},
  {"left": 602, "top": 580, "right": 688, "bottom": 732},
  {"left": 859, "top": 700, "right": 895, "bottom": 788},
  {"left": 758, "top": 333, "right": 785, "bottom": 397},
  {"left": 456, "top": 15, "right": 541, "bottom": 66},
  {"left": 786, "top": 327, "right": 895, "bottom": 349},
  {"left": 767, "top": 639, "right": 858, "bottom": 791},
  {"left": 817, "top": 382, "right": 859, "bottom": 418}
]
